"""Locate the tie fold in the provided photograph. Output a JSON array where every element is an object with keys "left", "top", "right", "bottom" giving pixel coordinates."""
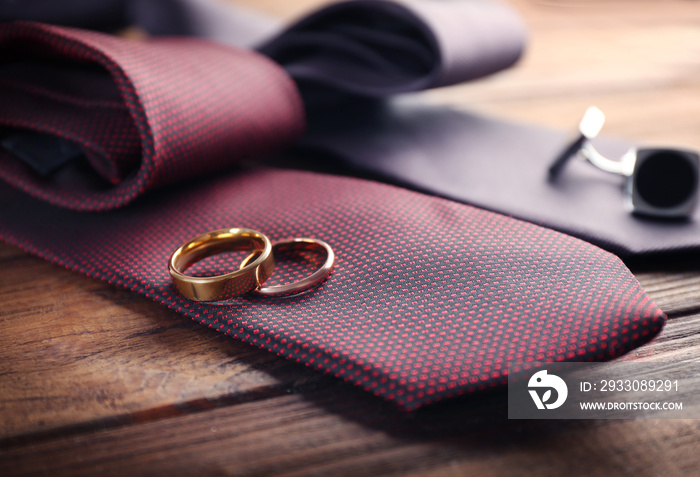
[
  {"left": 259, "top": 0, "right": 526, "bottom": 96},
  {"left": 0, "top": 21, "right": 304, "bottom": 210}
]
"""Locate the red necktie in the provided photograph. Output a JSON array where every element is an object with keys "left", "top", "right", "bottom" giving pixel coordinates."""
[{"left": 0, "top": 22, "right": 664, "bottom": 410}]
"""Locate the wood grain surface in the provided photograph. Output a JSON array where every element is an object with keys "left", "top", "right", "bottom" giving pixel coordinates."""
[{"left": 2, "top": 1, "right": 700, "bottom": 476}]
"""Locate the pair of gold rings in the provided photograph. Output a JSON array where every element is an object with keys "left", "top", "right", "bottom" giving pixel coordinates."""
[{"left": 168, "top": 228, "right": 334, "bottom": 302}]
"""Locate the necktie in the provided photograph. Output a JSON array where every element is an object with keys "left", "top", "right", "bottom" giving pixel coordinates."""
[
  {"left": 0, "top": 21, "right": 665, "bottom": 410},
  {"left": 5, "top": 2, "right": 699, "bottom": 255},
  {"left": 0, "top": 21, "right": 303, "bottom": 210}
]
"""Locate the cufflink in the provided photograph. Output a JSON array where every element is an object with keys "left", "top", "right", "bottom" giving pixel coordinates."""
[{"left": 548, "top": 106, "right": 699, "bottom": 219}]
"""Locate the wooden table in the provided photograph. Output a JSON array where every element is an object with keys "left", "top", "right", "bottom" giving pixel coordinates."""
[{"left": 2, "top": 1, "right": 700, "bottom": 475}]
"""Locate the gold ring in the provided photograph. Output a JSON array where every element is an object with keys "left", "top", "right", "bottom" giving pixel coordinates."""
[
  {"left": 241, "top": 238, "right": 334, "bottom": 297},
  {"left": 169, "top": 228, "right": 274, "bottom": 301}
]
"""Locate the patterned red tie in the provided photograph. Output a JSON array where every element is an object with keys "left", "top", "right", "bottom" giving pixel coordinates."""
[{"left": 0, "top": 22, "right": 664, "bottom": 410}]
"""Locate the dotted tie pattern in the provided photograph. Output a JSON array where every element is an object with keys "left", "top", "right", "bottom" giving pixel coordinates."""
[
  {"left": 0, "top": 21, "right": 304, "bottom": 211},
  {"left": 0, "top": 23, "right": 665, "bottom": 410}
]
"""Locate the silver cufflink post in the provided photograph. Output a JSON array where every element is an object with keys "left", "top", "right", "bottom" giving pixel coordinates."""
[{"left": 548, "top": 106, "right": 699, "bottom": 219}]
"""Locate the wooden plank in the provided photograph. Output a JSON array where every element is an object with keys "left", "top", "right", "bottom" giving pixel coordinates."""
[
  {"left": 621, "top": 313, "right": 700, "bottom": 361},
  {"left": 0, "top": 245, "right": 320, "bottom": 441},
  {"left": 635, "top": 268, "right": 700, "bottom": 317},
  {"left": 3, "top": 392, "right": 699, "bottom": 477},
  {"left": 431, "top": 86, "right": 700, "bottom": 147},
  {"left": 425, "top": 0, "right": 700, "bottom": 146},
  {"left": 2, "top": 1, "right": 700, "bottom": 476},
  {"left": 2, "top": 310, "right": 698, "bottom": 477}
]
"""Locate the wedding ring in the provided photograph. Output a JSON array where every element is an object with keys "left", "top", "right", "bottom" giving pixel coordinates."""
[
  {"left": 240, "top": 238, "right": 334, "bottom": 297},
  {"left": 169, "top": 228, "right": 274, "bottom": 302}
]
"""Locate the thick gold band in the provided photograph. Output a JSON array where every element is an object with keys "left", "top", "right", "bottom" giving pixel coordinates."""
[
  {"left": 242, "top": 238, "right": 334, "bottom": 297},
  {"left": 169, "top": 228, "right": 274, "bottom": 302}
]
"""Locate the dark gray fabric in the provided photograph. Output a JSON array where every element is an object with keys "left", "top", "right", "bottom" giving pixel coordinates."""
[
  {"left": 129, "top": 0, "right": 281, "bottom": 48},
  {"left": 258, "top": 0, "right": 525, "bottom": 95},
  {"left": 0, "top": 0, "right": 128, "bottom": 30},
  {"left": 298, "top": 97, "right": 700, "bottom": 256}
]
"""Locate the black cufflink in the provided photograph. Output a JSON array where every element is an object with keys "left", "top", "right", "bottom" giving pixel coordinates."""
[{"left": 548, "top": 106, "right": 699, "bottom": 219}]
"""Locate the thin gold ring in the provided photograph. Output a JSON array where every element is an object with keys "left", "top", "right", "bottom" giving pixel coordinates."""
[
  {"left": 169, "top": 228, "right": 274, "bottom": 302},
  {"left": 241, "top": 238, "right": 334, "bottom": 297}
]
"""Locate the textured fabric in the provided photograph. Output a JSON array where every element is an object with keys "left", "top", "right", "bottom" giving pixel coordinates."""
[
  {"left": 0, "top": 168, "right": 665, "bottom": 410},
  {"left": 0, "top": 21, "right": 303, "bottom": 210},
  {"left": 0, "top": 21, "right": 665, "bottom": 409},
  {"left": 258, "top": 0, "right": 525, "bottom": 96},
  {"left": 298, "top": 99, "right": 700, "bottom": 256}
]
